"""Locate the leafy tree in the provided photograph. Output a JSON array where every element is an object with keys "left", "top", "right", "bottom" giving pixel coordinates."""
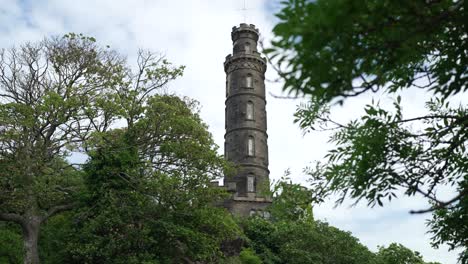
[
  {"left": 268, "top": 0, "right": 465, "bottom": 102},
  {"left": 0, "top": 33, "right": 124, "bottom": 264},
  {"left": 56, "top": 50, "right": 239, "bottom": 262},
  {"left": 243, "top": 217, "right": 377, "bottom": 264},
  {"left": 65, "top": 94, "right": 240, "bottom": 263},
  {"left": 375, "top": 243, "right": 441, "bottom": 264},
  {"left": 241, "top": 179, "right": 377, "bottom": 264},
  {"left": 267, "top": 172, "right": 314, "bottom": 222},
  {"left": 268, "top": 0, "right": 467, "bottom": 260},
  {"left": 0, "top": 34, "right": 184, "bottom": 263}
]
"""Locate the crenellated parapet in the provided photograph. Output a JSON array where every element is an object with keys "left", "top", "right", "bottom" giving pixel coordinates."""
[{"left": 231, "top": 23, "right": 260, "bottom": 41}]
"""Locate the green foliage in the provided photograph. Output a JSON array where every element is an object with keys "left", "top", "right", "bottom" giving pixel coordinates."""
[
  {"left": 0, "top": 33, "right": 191, "bottom": 264},
  {"left": 231, "top": 191, "right": 440, "bottom": 264},
  {"left": 270, "top": 0, "right": 467, "bottom": 261},
  {"left": 269, "top": 0, "right": 466, "bottom": 103},
  {"left": 243, "top": 217, "right": 377, "bottom": 264},
  {"left": 300, "top": 97, "right": 467, "bottom": 261},
  {"left": 0, "top": 223, "right": 22, "bottom": 264},
  {"left": 304, "top": 98, "right": 467, "bottom": 207},
  {"left": 0, "top": 33, "right": 130, "bottom": 263},
  {"left": 375, "top": 243, "right": 441, "bottom": 264},
  {"left": 268, "top": 172, "right": 314, "bottom": 222},
  {"left": 239, "top": 248, "right": 263, "bottom": 264},
  {"left": 429, "top": 180, "right": 468, "bottom": 263},
  {"left": 241, "top": 182, "right": 379, "bottom": 264},
  {"left": 62, "top": 93, "right": 239, "bottom": 263},
  {"left": 38, "top": 213, "right": 75, "bottom": 264}
]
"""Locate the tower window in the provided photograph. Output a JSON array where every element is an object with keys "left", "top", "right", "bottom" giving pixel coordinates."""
[
  {"left": 246, "top": 101, "right": 254, "bottom": 120},
  {"left": 247, "top": 174, "right": 255, "bottom": 192},
  {"left": 248, "top": 136, "right": 254, "bottom": 156},
  {"left": 246, "top": 75, "right": 253, "bottom": 88},
  {"left": 245, "top": 42, "right": 251, "bottom": 53}
]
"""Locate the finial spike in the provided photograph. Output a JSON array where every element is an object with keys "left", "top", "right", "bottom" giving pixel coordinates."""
[{"left": 238, "top": 0, "right": 251, "bottom": 23}]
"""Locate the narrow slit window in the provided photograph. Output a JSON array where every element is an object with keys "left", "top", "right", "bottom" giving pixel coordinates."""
[
  {"left": 246, "top": 75, "right": 253, "bottom": 88},
  {"left": 245, "top": 43, "right": 251, "bottom": 53},
  {"left": 248, "top": 137, "right": 254, "bottom": 156},
  {"left": 246, "top": 102, "right": 254, "bottom": 120},
  {"left": 247, "top": 175, "right": 255, "bottom": 192}
]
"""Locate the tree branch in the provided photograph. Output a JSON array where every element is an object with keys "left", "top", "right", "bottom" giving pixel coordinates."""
[
  {"left": 0, "top": 212, "right": 24, "bottom": 224},
  {"left": 410, "top": 189, "right": 467, "bottom": 214},
  {"left": 44, "top": 203, "right": 75, "bottom": 220}
]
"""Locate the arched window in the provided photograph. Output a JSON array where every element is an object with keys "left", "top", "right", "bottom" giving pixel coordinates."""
[
  {"left": 248, "top": 136, "right": 254, "bottom": 156},
  {"left": 246, "top": 101, "right": 254, "bottom": 120},
  {"left": 247, "top": 174, "right": 255, "bottom": 192},
  {"left": 262, "top": 211, "right": 271, "bottom": 219},
  {"left": 246, "top": 75, "right": 253, "bottom": 88},
  {"left": 245, "top": 42, "right": 251, "bottom": 53}
]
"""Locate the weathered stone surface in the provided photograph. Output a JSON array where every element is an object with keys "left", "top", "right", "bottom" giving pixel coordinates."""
[{"left": 223, "top": 24, "right": 271, "bottom": 217}]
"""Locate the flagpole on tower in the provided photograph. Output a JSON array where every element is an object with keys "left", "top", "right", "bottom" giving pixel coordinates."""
[
  {"left": 242, "top": 0, "right": 247, "bottom": 22},
  {"left": 239, "top": 0, "right": 252, "bottom": 23}
]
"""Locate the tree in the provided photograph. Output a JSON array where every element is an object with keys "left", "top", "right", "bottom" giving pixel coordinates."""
[
  {"left": 243, "top": 216, "right": 377, "bottom": 264},
  {"left": 65, "top": 95, "right": 240, "bottom": 263},
  {"left": 267, "top": 172, "right": 315, "bottom": 222},
  {"left": 268, "top": 0, "right": 465, "bottom": 102},
  {"left": 240, "top": 179, "right": 441, "bottom": 264},
  {"left": 239, "top": 178, "right": 377, "bottom": 264},
  {"left": 0, "top": 34, "right": 124, "bottom": 264},
  {"left": 375, "top": 243, "right": 441, "bottom": 264},
  {"left": 0, "top": 34, "right": 184, "bottom": 263},
  {"left": 268, "top": 0, "right": 467, "bottom": 261},
  {"left": 57, "top": 43, "right": 241, "bottom": 262}
]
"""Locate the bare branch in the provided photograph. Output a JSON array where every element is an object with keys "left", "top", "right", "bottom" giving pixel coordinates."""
[
  {"left": 269, "top": 91, "right": 301, "bottom": 100},
  {"left": 410, "top": 189, "right": 467, "bottom": 214}
]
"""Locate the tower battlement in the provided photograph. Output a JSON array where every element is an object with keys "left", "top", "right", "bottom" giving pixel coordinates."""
[
  {"left": 231, "top": 23, "right": 260, "bottom": 41},
  {"left": 230, "top": 23, "right": 260, "bottom": 54}
]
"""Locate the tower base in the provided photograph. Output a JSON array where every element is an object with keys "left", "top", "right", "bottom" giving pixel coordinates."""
[{"left": 224, "top": 195, "right": 272, "bottom": 218}]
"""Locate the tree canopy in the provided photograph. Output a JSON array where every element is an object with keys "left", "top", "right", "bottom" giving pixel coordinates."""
[
  {"left": 268, "top": 0, "right": 466, "bottom": 103},
  {"left": 0, "top": 34, "right": 125, "bottom": 263},
  {"left": 375, "top": 243, "right": 441, "bottom": 264},
  {"left": 269, "top": 0, "right": 466, "bottom": 262}
]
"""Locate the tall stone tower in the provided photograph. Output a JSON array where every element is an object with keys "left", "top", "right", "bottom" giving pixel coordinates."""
[{"left": 223, "top": 23, "right": 271, "bottom": 217}]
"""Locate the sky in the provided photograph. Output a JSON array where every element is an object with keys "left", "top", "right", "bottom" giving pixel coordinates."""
[{"left": 0, "top": 0, "right": 463, "bottom": 263}]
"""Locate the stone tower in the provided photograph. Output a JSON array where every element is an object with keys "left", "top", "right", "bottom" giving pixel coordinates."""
[{"left": 223, "top": 24, "right": 271, "bottom": 217}]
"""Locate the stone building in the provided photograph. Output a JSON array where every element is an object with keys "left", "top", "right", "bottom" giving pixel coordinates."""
[{"left": 222, "top": 24, "right": 272, "bottom": 217}]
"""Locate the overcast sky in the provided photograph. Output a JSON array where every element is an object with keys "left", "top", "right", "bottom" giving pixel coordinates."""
[{"left": 0, "top": 0, "right": 463, "bottom": 263}]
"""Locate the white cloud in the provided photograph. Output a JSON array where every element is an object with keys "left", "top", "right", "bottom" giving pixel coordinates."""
[{"left": 0, "top": 0, "right": 463, "bottom": 263}]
